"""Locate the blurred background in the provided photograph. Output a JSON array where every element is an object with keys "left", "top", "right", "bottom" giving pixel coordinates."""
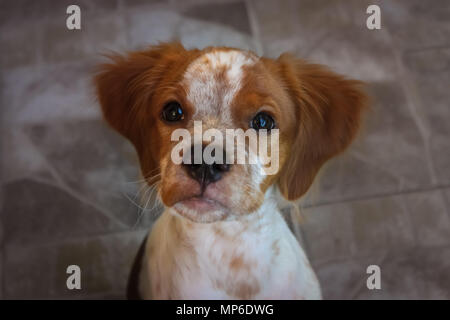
[{"left": 1, "top": 0, "right": 449, "bottom": 299}]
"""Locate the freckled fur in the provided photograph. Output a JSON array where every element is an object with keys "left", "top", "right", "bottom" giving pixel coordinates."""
[{"left": 142, "top": 191, "right": 321, "bottom": 299}]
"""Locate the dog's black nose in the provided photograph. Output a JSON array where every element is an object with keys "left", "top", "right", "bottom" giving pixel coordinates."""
[{"left": 183, "top": 145, "right": 230, "bottom": 189}]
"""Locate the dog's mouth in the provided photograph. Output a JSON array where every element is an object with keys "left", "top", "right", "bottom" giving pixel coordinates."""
[
  {"left": 176, "top": 194, "right": 227, "bottom": 212},
  {"left": 171, "top": 194, "right": 230, "bottom": 222}
]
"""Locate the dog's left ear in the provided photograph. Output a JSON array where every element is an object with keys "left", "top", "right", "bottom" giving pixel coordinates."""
[
  {"left": 273, "top": 54, "right": 368, "bottom": 201},
  {"left": 94, "top": 42, "right": 187, "bottom": 157}
]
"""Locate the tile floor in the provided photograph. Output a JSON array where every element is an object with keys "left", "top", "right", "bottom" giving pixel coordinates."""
[{"left": 1, "top": 0, "right": 449, "bottom": 299}]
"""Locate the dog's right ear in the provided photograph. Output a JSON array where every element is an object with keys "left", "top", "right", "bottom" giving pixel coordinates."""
[{"left": 94, "top": 42, "right": 187, "bottom": 153}]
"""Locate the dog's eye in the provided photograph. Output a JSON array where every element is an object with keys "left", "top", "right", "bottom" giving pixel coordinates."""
[
  {"left": 162, "top": 102, "right": 184, "bottom": 122},
  {"left": 251, "top": 112, "right": 276, "bottom": 131}
]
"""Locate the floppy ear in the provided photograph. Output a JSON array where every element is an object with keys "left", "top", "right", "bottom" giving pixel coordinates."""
[
  {"left": 94, "top": 42, "right": 187, "bottom": 156},
  {"left": 275, "top": 54, "right": 368, "bottom": 200}
]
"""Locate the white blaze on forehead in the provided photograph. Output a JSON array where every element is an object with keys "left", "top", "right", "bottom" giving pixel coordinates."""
[{"left": 183, "top": 50, "right": 257, "bottom": 122}]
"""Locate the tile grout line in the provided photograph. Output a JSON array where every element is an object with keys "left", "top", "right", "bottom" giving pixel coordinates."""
[
  {"left": 311, "top": 242, "right": 450, "bottom": 271},
  {"left": 349, "top": 149, "right": 406, "bottom": 190},
  {"left": 398, "top": 192, "right": 420, "bottom": 249},
  {"left": 382, "top": 19, "right": 438, "bottom": 186},
  {"left": 301, "top": 183, "right": 450, "bottom": 209},
  {"left": 438, "top": 188, "right": 450, "bottom": 221},
  {"left": 244, "top": 0, "right": 264, "bottom": 56},
  {"left": 404, "top": 44, "right": 450, "bottom": 54},
  {"left": 4, "top": 227, "right": 149, "bottom": 252},
  {"left": 116, "top": 0, "right": 130, "bottom": 49},
  {"left": 26, "top": 149, "right": 131, "bottom": 229}
]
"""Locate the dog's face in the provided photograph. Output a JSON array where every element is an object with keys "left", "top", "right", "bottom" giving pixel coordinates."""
[{"left": 95, "top": 43, "right": 367, "bottom": 223}]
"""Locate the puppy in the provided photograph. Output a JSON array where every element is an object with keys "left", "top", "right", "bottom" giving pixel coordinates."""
[{"left": 95, "top": 42, "right": 367, "bottom": 299}]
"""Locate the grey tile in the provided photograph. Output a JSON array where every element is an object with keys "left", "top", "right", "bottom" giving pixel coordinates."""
[
  {"left": 361, "top": 82, "right": 433, "bottom": 191},
  {"left": 0, "top": 1, "right": 123, "bottom": 68},
  {"left": 304, "top": 189, "right": 450, "bottom": 299},
  {"left": 253, "top": 0, "right": 397, "bottom": 81},
  {"left": 183, "top": 24, "right": 256, "bottom": 51},
  {"left": 316, "top": 250, "right": 430, "bottom": 299},
  {"left": 383, "top": 0, "right": 450, "bottom": 50},
  {"left": 172, "top": 0, "right": 242, "bottom": 6},
  {"left": 125, "top": 4, "right": 258, "bottom": 52},
  {"left": 0, "top": 0, "right": 119, "bottom": 27},
  {"left": 350, "top": 196, "right": 414, "bottom": 257},
  {"left": 24, "top": 120, "right": 147, "bottom": 228},
  {"left": 314, "top": 258, "right": 371, "bottom": 300},
  {"left": 302, "top": 193, "right": 415, "bottom": 263},
  {"left": 0, "top": 20, "right": 42, "bottom": 69},
  {"left": 301, "top": 203, "right": 356, "bottom": 262},
  {"left": 251, "top": 0, "right": 346, "bottom": 54},
  {"left": 350, "top": 246, "right": 450, "bottom": 300},
  {"left": 82, "top": 13, "right": 129, "bottom": 55},
  {"left": 403, "top": 190, "right": 450, "bottom": 247},
  {"left": 355, "top": 251, "right": 426, "bottom": 299},
  {"left": 313, "top": 253, "right": 417, "bottom": 300},
  {"left": 41, "top": 10, "right": 127, "bottom": 64},
  {"left": 40, "top": 21, "right": 88, "bottom": 65},
  {"left": 1, "top": 63, "right": 156, "bottom": 228},
  {"left": 3, "top": 230, "right": 147, "bottom": 299},
  {"left": 302, "top": 81, "right": 432, "bottom": 206},
  {"left": 177, "top": 15, "right": 258, "bottom": 51},
  {"left": 282, "top": 207, "right": 306, "bottom": 248},
  {"left": 45, "top": 0, "right": 120, "bottom": 18},
  {"left": 0, "top": 0, "right": 48, "bottom": 28},
  {"left": 2, "top": 179, "right": 123, "bottom": 246},
  {"left": 1, "top": 63, "right": 101, "bottom": 126},
  {"left": 402, "top": 47, "right": 450, "bottom": 186},
  {"left": 252, "top": 0, "right": 434, "bottom": 205},
  {"left": 417, "top": 247, "right": 450, "bottom": 299},
  {"left": 126, "top": 0, "right": 166, "bottom": 5},
  {"left": 0, "top": 128, "right": 51, "bottom": 184},
  {"left": 125, "top": 7, "right": 181, "bottom": 49},
  {"left": 182, "top": 1, "right": 251, "bottom": 35},
  {"left": 300, "top": 28, "right": 398, "bottom": 83},
  {"left": 443, "top": 188, "right": 450, "bottom": 216}
]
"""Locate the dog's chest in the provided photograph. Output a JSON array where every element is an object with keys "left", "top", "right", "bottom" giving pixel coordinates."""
[{"left": 141, "top": 211, "right": 321, "bottom": 299}]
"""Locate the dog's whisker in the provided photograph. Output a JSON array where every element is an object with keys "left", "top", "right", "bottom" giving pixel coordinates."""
[
  {"left": 124, "top": 172, "right": 161, "bottom": 185},
  {"left": 130, "top": 181, "right": 150, "bottom": 204},
  {"left": 124, "top": 185, "right": 151, "bottom": 212},
  {"left": 132, "top": 183, "right": 162, "bottom": 229},
  {"left": 122, "top": 167, "right": 161, "bottom": 184},
  {"left": 123, "top": 174, "right": 162, "bottom": 225},
  {"left": 126, "top": 175, "right": 161, "bottom": 208},
  {"left": 134, "top": 187, "right": 158, "bottom": 227}
]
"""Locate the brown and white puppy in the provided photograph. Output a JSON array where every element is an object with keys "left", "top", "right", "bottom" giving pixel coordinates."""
[{"left": 95, "top": 42, "right": 367, "bottom": 299}]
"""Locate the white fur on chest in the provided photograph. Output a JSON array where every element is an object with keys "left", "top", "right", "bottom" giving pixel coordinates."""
[{"left": 140, "top": 200, "right": 321, "bottom": 300}]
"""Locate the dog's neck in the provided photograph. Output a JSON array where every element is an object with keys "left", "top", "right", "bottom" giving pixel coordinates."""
[
  {"left": 142, "top": 187, "right": 321, "bottom": 299},
  {"left": 166, "top": 187, "right": 284, "bottom": 239}
]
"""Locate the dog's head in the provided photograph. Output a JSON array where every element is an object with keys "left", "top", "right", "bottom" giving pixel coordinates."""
[{"left": 95, "top": 42, "right": 367, "bottom": 223}]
